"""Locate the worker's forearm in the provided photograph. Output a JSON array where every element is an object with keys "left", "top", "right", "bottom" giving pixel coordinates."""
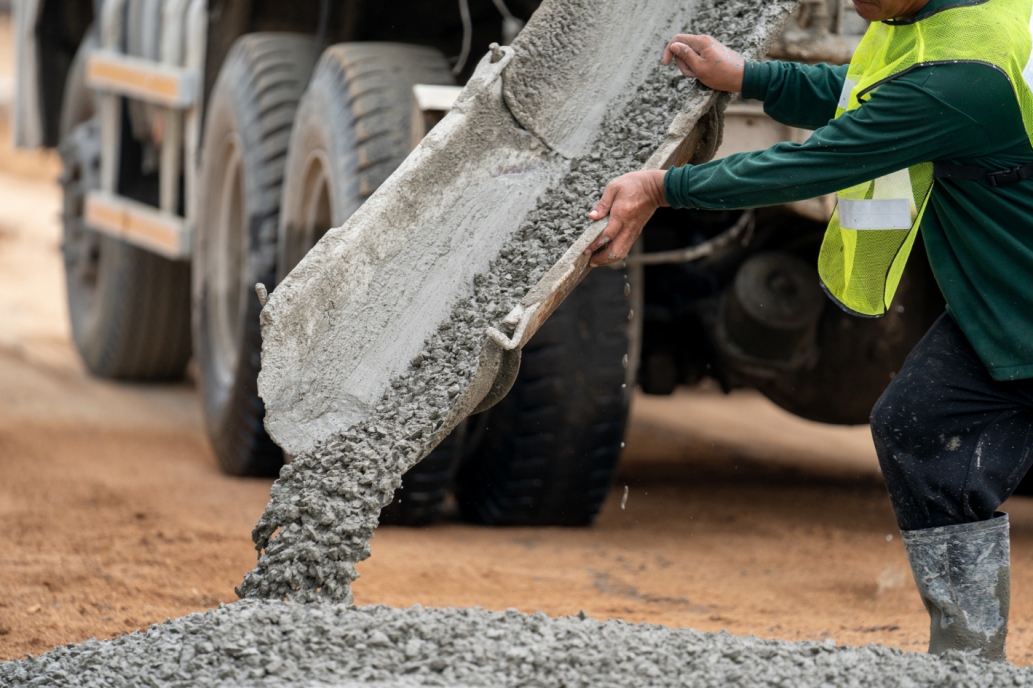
[
  {"left": 664, "top": 135, "right": 921, "bottom": 211},
  {"left": 742, "top": 61, "right": 848, "bottom": 130},
  {"left": 664, "top": 142, "right": 864, "bottom": 211},
  {"left": 665, "top": 76, "right": 991, "bottom": 210}
]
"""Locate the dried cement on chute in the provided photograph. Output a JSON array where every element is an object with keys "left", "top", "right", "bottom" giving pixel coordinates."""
[
  {"left": 238, "top": 0, "right": 795, "bottom": 604},
  {"left": 2, "top": 602, "right": 1026, "bottom": 686}
]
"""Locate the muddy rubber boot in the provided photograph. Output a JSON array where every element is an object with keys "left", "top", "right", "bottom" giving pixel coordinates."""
[{"left": 902, "top": 513, "right": 1010, "bottom": 661}]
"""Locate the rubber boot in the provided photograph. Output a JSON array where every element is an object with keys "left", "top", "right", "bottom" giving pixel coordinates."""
[{"left": 901, "top": 513, "right": 1010, "bottom": 661}]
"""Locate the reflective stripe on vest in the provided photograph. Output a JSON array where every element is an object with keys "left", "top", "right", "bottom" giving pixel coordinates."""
[
  {"left": 817, "top": 0, "right": 1033, "bottom": 317},
  {"left": 837, "top": 198, "right": 910, "bottom": 230}
]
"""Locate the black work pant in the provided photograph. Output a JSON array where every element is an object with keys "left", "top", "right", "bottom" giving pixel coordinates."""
[{"left": 871, "top": 313, "right": 1033, "bottom": 532}]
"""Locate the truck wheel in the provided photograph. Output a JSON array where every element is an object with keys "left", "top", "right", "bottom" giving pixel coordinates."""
[
  {"left": 195, "top": 34, "right": 318, "bottom": 476},
  {"left": 278, "top": 43, "right": 458, "bottom": 524},
  {"left": 455, "top": 267, "right": 633, "bottom": 526},
  {"left": 60, "top": 32, "right": 192, "bottom": 380}
]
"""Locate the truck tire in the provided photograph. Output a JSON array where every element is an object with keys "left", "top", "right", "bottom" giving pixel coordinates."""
[
  {"left": 194, "top": 34, "right": 318, "bottom": 476},
  {"left": 60, "top": 32, "right": 192, "bottom": 380},
  {"left": 455, "top": 267, "right": 633, "bottom": 526},
  {"left": 278, "top": 43, "right": 458, "bottom": 524}
]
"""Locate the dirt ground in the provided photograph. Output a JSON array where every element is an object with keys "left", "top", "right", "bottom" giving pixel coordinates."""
[{"left": 5, "top": 15, "right": 1033, "bottom": 669}]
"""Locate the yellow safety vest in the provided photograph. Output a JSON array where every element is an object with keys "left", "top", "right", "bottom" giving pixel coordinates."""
[{"left": 818, "top": 0, "right": 1033, "bottom": 316}]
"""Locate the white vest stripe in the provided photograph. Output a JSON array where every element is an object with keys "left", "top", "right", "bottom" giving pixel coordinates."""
[
  {"left": 838, "top": 77, "right": 858, "bottom": 109},
  {"left": 837, "top": 197, "right": 912, "bottom": 230}
]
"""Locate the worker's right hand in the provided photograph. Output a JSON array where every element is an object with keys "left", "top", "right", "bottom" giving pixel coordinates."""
[
  {"left": 585, "top": 170, "right": 668, "bottom": 268},
  {"left": 662, "top": 34, "right": 745, "bottom": 93}
]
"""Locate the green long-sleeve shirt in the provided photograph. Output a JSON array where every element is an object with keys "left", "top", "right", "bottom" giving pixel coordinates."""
[{"left": 664, "top": 14, "right": 1033, "bottom": 381}]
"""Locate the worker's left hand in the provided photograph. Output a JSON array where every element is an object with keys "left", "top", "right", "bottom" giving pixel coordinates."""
[
  {"left": 585, "top": 170, "right": 668, "bottom": 267},
  {"left": 663, "top": 34, "right": 745, "bottom": 93}
]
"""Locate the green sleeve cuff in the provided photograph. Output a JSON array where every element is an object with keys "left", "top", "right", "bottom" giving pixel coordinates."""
[
  {"left": 741, "top": 61, "right": 770, "bottom": 102},
  {"left": 663, "top": 165, "right": 697, "bottom": 210}
]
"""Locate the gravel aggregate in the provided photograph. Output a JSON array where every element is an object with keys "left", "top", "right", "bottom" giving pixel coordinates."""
[{"left": 2, "top": 602, "right": 1025, "bottom": 687}]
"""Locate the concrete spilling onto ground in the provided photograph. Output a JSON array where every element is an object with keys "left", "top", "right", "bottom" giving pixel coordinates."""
[
  {"left": 3, "top": 602, "right": 1027, "bottom": 686},
  {"left": 238, "top": 0, "right": 795, "bottom": 604}
]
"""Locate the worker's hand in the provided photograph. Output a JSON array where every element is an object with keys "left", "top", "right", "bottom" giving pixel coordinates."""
[
  {"left": 585, "top": 170, "right": 668, "bottom": 267},
  {"left": 662, "top": 34, "right": 745, "bottom": 93}
]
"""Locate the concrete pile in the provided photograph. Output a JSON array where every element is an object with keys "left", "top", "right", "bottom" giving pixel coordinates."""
[{"left": 3, "top": 602, "right": 1025, "bottom": 686}]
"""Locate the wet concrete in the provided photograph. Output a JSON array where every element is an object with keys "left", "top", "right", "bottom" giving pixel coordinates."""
[{"left": 3, "top": 602, "right": 1027, "bottom": 686}]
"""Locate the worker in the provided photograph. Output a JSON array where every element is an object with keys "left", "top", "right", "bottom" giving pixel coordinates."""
[{"left": 586, "top": 0, "right": 1033, "bottom": 662}]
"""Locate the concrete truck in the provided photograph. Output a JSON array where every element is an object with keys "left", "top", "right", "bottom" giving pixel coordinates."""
[{"left": 11, "top": 0, "right": 958, "bottom": 526}]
